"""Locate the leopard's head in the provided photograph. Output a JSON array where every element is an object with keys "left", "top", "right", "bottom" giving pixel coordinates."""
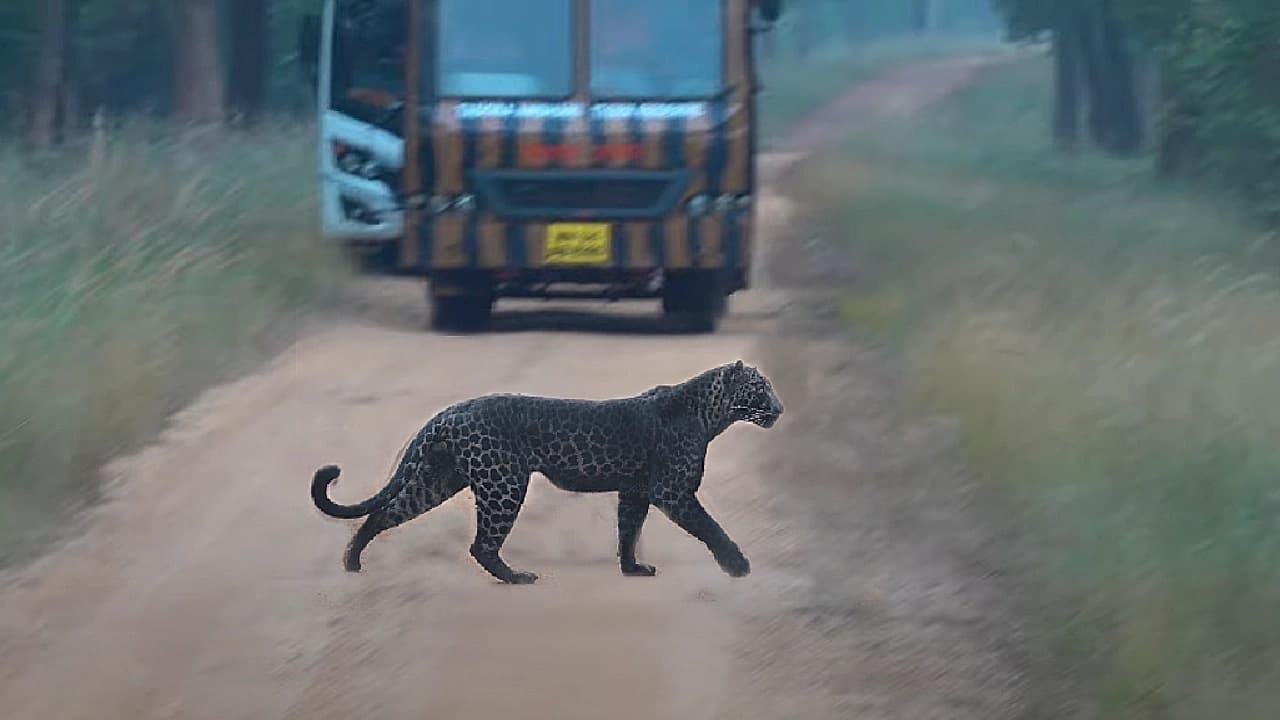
[{"left": 724, "top": 360, "right": 784, "bottom": 429}]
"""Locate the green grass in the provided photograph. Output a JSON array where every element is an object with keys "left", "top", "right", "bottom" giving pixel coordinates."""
[
  {"left": 794, "top": 56, "right": 1280, "bottom": 717},
  {"left": 0, "top": 119, "right": 349, "bottom": 564},
  {"left": 757, "top": 33, "right": 1004, "bottom": 142}
]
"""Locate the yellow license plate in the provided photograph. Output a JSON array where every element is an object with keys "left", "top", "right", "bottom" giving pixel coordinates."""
[{"left": 544, "top": 223, "right": 612, "bottom": 265}]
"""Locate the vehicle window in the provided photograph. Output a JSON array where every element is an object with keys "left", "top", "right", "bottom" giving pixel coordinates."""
[
  {"left": 438, "top": 0, "right": 574, "bottom": 98},
  {"left": 330, "top": 0, "right": 407, "bottom": 122},
  {"left": 589, "top": 0, "right": 723, "bottom": 98}
]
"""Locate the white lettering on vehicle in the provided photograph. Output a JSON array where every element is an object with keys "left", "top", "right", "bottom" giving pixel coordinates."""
[{"left": 453, "top": 101, "right": 707, "bottom": 120}]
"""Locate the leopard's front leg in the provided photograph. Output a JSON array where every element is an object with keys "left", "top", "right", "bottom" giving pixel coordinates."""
[
  {"left": 617, "top": 490, "right": 657, "bottom": 577},
  {"left": 652, "top": 491, "right": 750, "bottom": 578}
]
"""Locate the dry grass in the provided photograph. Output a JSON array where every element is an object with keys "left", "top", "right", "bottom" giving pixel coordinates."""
[
  {"left": 793, "top": 57, "right": 1280, "bottom": 717},
  {"left": 0, "top": 119, "right": 349, "bottom": 563}
]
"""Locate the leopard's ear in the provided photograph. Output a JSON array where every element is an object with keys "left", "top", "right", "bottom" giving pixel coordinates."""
[{"left": 723, "top": 360, "right": 746, "bottom": 388}]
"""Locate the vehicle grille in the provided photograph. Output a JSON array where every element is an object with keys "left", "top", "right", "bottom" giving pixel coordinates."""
[{"left": 476, "top": 172, "right": 684, "bottom": 219}]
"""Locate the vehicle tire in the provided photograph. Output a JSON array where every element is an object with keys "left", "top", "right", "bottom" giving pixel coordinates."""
[
  {"left": 429, "top": 291, "right": 493, "bottom": 333},
  {"left": 344, "top": 241, "right": 400, "bottom": 275},
  {"left": 661, "top": 270, "right": 727, "bottom": 333}
]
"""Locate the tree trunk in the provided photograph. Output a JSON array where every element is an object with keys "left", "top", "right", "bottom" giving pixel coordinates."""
[
  {"left": 24, "top": 0, "right": 67, "bottom": 148},
  {"left": 1052, "top": 14, "right": 1082, "bottom": 153},
  {"left": 790, "top": 7, "right": 815, "bottom": 60},
  {"left": 1077, "top": 0, "right": 1144, "bottom": 156},
  {"left": 912, "top": 0, "right": 939, "bottom": 34},
  {"left": 58, "top": 2, "right": 82, "bottom": 140},
  {"left": 1156, "top": 63, "right": 1197, "bottom": 177},
  {"left": 169, "top": 0, "right": 225, "bottom": 124},
  {"left": 58, "top": 57, "right": 80, "bottom": 140},
  {"left": 228, "top": 0, "right": 269, "bottom": 125},
  {"left": 1097, "top": 2, "right": 1143, "bottom": 155},
  {"left": 1077, "top": 6, "right": 1112, "bottom": 150},
  {"left": 761, "top": 23, "right": 777, "bottom": 60}
]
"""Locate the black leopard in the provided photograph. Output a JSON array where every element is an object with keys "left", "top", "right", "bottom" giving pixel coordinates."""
[{"left": 311, "top": 360, "right": 784, "bottom": 584}]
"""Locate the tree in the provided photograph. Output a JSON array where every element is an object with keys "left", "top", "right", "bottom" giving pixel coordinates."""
[
  {"left": 168, "top": 0, "right": 224, "bottom": 123},
  {"left": 790, "top": 5, "right": 817, "bottom": 60},
  {"left": 24, "top": 0, "right": 79, "bottom": 147},
  {"left": 228, "top": 0, "right": 269, "bottom": 124},
  {"left": 912, "top": 0, "right": 939, "bottom": 33},
  {"left": 1051, "top": 6, "right": 1081, "bottom": 152},
  {"left": 1080, "top": 2, "right": 1143, "bottom": 155},
  {"left": 995, "top": 0, "right": 1145, "bottom": 157},
  {"left": 996, "top": 0, "right": 1280, "bottom": 219}
]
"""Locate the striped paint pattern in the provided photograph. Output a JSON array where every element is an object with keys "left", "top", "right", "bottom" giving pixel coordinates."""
[{"left": 409, "top": 0, "right": 754, "bottom": 274}]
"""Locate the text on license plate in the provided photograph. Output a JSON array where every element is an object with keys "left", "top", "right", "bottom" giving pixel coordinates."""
[{"left": 544, "top": 223, "right": 612, "bottom": 265}]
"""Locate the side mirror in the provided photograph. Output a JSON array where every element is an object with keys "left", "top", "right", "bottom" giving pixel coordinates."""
[
  {"left": 298, "top": 14, "right": 321, "bottom": 82},
  {"left": 756, "top": 0, "right": 783, "bottom": 23}
]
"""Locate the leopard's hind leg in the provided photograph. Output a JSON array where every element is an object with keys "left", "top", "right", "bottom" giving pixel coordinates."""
[
  {"left": 345, "top": 460, "right": 466, "bottom": 572},
  {"left": 467, "top": 461, "right": 537, "bottom": 585}
]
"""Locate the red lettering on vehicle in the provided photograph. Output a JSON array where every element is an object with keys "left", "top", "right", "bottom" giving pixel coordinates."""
[
  {"left": 519, "top": 144, "right": 581, "bottom": 164},
  {"left": 518, "top": 144, "right": 645, "bottom": 165},
  {"left": 592, "top": 144, "right": 645, "bottom": 162}
]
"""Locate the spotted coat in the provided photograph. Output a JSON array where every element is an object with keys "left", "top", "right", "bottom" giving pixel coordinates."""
[{"left": 311, "top": 360, "right": 784, "bottom": 584}]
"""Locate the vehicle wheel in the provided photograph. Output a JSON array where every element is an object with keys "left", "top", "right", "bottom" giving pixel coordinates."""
[
  {"left": 344, "top": 241, "right": 399, "bottom": 274},
  {"left": 429, "top": 291, "right": 493, "bottom": 333},
  {"left": 661, "top": 271, "right": 727, "bottom": 333}
]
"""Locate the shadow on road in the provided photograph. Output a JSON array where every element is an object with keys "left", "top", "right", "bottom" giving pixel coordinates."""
[
  {"left": 341, "top": 278, "right": 778, "bottom": 337},
  {"left": 485, "top": 304, "right": 721, "bottom": 336}
]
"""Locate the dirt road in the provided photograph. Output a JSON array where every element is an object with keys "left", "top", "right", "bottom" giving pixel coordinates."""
[{"left": 0, "top": 55, "right": 1031, "bottom": 720}]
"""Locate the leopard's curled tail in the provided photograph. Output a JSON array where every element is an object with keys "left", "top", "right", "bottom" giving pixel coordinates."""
[
  {"left": 311, "top": 464, "right": 407, "bottom": 519},
  {"left": 312, "top": 433, "right": 452, "bottom": 520}
]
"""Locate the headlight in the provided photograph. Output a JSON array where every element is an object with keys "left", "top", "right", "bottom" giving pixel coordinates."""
[
  {"left": 714, "top": 194, "right": 735, "bottom": 213},
  {"left": 687, "top": 194, "right": 710, "bottom": 216},
  {"left": 331, "top": 141, "right": 386, "bottom": 181},
  {"left": 454, "top": 193, "right": 476, "bottom": 213},
  {"left": 358, "top": 158, "right": 382, "bottom": 179},
  {"left": 336, "top": 150, "right": 363, "bottom": 175}
]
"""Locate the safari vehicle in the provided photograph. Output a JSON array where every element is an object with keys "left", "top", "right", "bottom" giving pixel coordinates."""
[{"left": 298, "top": 0, "right": 785, "bottom": 332}]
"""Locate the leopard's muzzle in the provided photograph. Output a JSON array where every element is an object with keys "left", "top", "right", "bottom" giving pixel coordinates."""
[{"left": 736, "top": 399, "right": 783, "bottom": 429}]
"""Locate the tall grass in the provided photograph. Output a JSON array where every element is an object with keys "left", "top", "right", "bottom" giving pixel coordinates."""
[
  {"left": 0, "top": 119, "right": 348, "bottom": 563},
  {"left": 794, "top": 57, "right": 1280, "bottom": 717}
]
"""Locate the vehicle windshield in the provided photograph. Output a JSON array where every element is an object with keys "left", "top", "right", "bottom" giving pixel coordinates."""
[
  {"left": 589, "top": 0, "right": 723, "bottom": 98},
  {"left": 437, "top": 0, "right": 573, "bottom": 98}
]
